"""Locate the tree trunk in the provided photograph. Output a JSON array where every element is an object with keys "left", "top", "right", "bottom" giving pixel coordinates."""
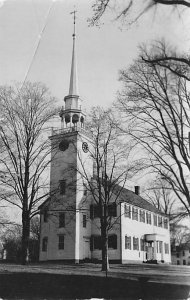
[
  {"left": 101, "top": 225, "right": 109, "bottom": 272},
  {"left": 21, "top": 211, "right": 30, "bottom": 265}
]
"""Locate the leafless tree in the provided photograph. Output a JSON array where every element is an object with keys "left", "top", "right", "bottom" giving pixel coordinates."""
[
  {"left": 143, "top": 179, "right": 177, "bottom": 219},
  {"left": 0, "top": 82, "right": 57, "bottom": 264},
  {"left": 76, "top": 107, "right": 143, "bottom": 272},
  {"left": 116, "top": 47, "right": 190, "bottom": 218},
  {"left": 89, "top": 0, "right": 190, "bottom": 26}
]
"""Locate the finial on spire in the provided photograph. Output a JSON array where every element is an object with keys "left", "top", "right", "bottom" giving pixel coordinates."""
[{"left": 70, "top": 8, "right": 77, "bottom": 39}]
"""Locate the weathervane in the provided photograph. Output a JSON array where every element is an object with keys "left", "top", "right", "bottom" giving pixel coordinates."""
[{"left": 70, "top": 8, "right": 77, "bottom": 38}]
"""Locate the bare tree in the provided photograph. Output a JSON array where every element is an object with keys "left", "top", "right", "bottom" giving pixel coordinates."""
[
  {"left": 76, "top": 107, "right": 142, "bottom": 272},
  {"left": 0, "top": 82, "right": 57, "bottom": 264},
  {"left": 143, "top": 179, "right": 177, "bottom": 219},
  {"left": 116, "top": 47, "right": 190, "bottom": 217},
  {"left": 89, "top": 0, "right": 190, "bottom": 26}
]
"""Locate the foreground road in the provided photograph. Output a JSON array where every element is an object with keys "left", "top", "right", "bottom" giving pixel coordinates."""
[{"left": 0, "top": 262, "right": 189, "bottom": 286}]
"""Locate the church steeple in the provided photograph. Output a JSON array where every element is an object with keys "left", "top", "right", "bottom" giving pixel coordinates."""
[
  {"left": 60, "top": 11, "right": 85, "bottom": 130},
  {"left": 68, "top": 10, "right": 78, "bottom": 96}
]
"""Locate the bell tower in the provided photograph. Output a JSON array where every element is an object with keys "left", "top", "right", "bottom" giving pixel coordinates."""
[
  {"left": 59, "top": 10, "right": 86, "bottom": 130},
  {"left": 39, "top": 11, "right": 93, "bottom": 263}
]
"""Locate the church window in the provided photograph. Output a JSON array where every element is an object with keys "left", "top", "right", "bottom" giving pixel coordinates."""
[
  {"left": 43, "top": 210, "right": 48, "bottom": 223},
  {"left": 59, "top": 213, "right": 65, "bottom": 228},
  {"left": 125, "top": 236, "right": 131, "bottom": 249},
  {"left": 158, "top": 216, "right": 163, "bottom": 227},
  {"left": 133, "top": 237, "right": 139, "bottom": 250},
  {"left": 108, "top": 203, "right": 117, "bottom": 217},
  {"left": 59, "top": 180, "right": 66, "bottom": 195},
  {"left": 42, "top": 237, "right": 48, "bottom": 252},
  {"left": 91, "top": 236, "right": 101, "bottom": 250},
  {"left": 108, "top": 235, "right": 117, "bottom": 249},
  {"left": 140, "top": 238, "right": 145, "bottom": 251},
  {"left": 140, "top": 210, "right": 145, "bottom": 222},
  {"left": 146, "top": 212, "right": 152, "bottom": 225},
  {"left": 164, "top": 218, "right": 168, "bottom": 229},
  {"left": 58, "top": 235, "right": 64, "bottom": 250},
  {"left": 164, "top": 243, "right": 169, "bottom": 254},
  {"left": 154, "top": 214, "right": 157, "bottom": 226},
  {"left": 90, "top": 205, "right": 100, "bottom": 219},
  {"left": 159, "top": 241, "right": 163, "bottom": 253},
  {"left": 132, "top": 207, "right": 138, "bottom": 221},
  {"left": 125, "top": 205, "right": 131, "bottom": 218},
  {"left": 83, "top": 215, "right": 87, "bottom": 228}
]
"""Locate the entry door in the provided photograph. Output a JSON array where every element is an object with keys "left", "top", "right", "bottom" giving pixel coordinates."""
[
  {"left": 147, "top": 245, "right": 154, "bottom": 260},
  {"left": 83, "top": 238, "right": 90, "bottom": 259}
]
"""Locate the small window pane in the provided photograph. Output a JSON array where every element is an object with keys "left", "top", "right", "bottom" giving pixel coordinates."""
[
  {"left": 59, "top": 180, "right": 66, "bottom": 195},
  {"left": 133, "top": 237, "right": 139, "bottom": 250},
  {"left": 42, "top": 237, "right": 48, "bottom": 252},
  {"left": 83, "top": 215, "right": 87, "bottom": 228},
  {"left": 59, "top": 213, "right": 65, "bottom": 228},
  {"left": 125, "top": 236, "right": 131, "bottom": 249},
  {"left": 58, "top": 235, "right": 64, "bottom": 250},
  {"left": 125, "top": 205, "right": 131, "bottom": 218},
  {"left": 108, "top": 235, "right": 117, "bottom": 249}
]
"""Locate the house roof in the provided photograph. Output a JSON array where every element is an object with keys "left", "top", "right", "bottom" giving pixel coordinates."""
[{"left": 114, "top": 185, "right": 166, "bottom": 216}]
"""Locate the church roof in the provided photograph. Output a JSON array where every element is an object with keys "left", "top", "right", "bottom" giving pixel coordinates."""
[{"left": 114, "top": 185, "right": 166, "bottom": 216}]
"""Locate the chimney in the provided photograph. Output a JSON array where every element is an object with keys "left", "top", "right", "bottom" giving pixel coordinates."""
[{"left": 134, "top": 186, "right": 140, "bottom": 195}]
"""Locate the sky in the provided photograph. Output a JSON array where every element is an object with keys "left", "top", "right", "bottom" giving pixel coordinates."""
[
  {"left": 0, "top": 0, "right": 189, "bottom": 114},
  {"left": 0, "top": 0, "right": 190, "bottom": 223}
]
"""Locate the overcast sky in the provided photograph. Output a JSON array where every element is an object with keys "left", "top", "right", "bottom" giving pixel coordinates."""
[{"left": 0, "top": 0, "right": 189, "bottom": 113}]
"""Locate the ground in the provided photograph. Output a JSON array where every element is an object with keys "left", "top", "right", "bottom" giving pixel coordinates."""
[{"left": 0, "top": 262, "right": 189, "bottom": 299}]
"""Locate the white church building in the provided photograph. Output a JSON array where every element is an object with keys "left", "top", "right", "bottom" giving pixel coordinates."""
[{"left": 39, "top": 15, "right": 171, "bottom": 264}]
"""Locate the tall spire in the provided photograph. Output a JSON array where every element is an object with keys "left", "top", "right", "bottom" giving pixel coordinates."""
[{"left": 69, "top": 9, "right": 78, "bottom": 96}]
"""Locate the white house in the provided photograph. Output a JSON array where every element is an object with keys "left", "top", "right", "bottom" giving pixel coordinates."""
[{"left": 39, "top": 16, "right": 171, "bottom": 264}]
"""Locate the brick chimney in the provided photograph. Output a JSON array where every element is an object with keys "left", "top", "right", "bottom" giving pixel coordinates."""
[{"left": 134, "top": 186, "right": 140, "bottom": 195}]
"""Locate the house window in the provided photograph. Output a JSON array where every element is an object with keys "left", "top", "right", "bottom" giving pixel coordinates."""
[
  {"left": 140, "top": 210, "right": 145, "bottom": 223},
  {"left": 177, "top": 260, "right": 180, "bottom": 265},
  {"left": 154, "top": 214, "right": 157, "bottom": 226},
  {"left": 158, "top": 216, "right": 163, "bottom": 227},
  {"left": 108, "top": 235, "right": 117, "bottom": 249},
  {"left": 159, "top": 241, "right": 163, "bottom": 253},
  {"left": 164, "top": 218, "right": 168, "bottom": 229},
  {"left": 146, "top": 212, "right": 152, "bottom": 225},
  {"left": 183, "top": 260, "right": 186, "bottom": 265},
  {"left": 140, "top": 238, "right": 145, "bottom": 251},
  {"left": 132, "top": 207, "right": 138, "bottom": 221},
  {"left": 90, "top": 205, "right": 100, "bottom": 219},
  {"left": 176, "top": 253, "right": 179, "bottom": 258},
  {"left": 59, "top": 180, "right": 66, "bottom": 195},
  {"left": 44, "top": 210, "right": 48, "bottom": 223},
  {"left": 125, "top": 205, "right": 131, "bottom": 218},
  {"left": 42, "top": 237, "right": 48, "bottom": 252},
  {"left": 133, "top": 237, "right": 139, "bottom": 250},
  {"left": 83, "top": 215, "right": 87, "bottom": 228},
  {"left": 183, "top": 251, "right": 185, "bottom": 256},
  {"left": 90, "top": 236, "right": 101, "bottom": 250},
  {"left": 125, "top": 236, "right": 131, "bottom": 249},
  {"left": 164, "top": 243, "right": 169, "bottom": 254},
  {"left": 59, "top": 213, "right": 65, "bottom": 228},
  {"left": 90, "top": 204, "right": 116, "bottom": 219},
  {"left": 58, "top": 235, "right": 64, "bottom": 250},
  {"left": 108, "top": 203, "right": 117, "bottom": 217}
]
